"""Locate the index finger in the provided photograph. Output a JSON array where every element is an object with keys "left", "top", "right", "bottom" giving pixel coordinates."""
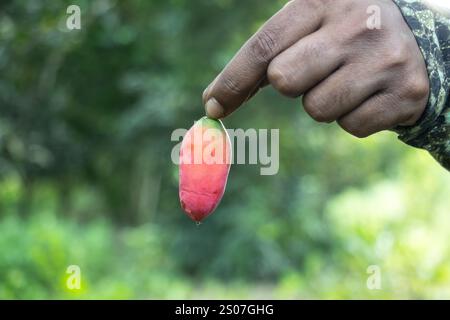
[{"left": 203, "top": 0, "right": 325, "bottom": 119}]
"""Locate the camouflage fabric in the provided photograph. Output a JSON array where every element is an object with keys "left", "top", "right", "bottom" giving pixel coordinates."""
[{"left": 393, "top": 0, "right": 450, "bottom": 171}]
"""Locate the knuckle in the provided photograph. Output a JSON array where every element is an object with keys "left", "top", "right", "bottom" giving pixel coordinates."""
[
  {"left": 249, "top": 29, "right": 279, "bottom": 64},
  {"left": 402, "top": 74, "right": 430, "bottom": 101},
  {"left": 267, "top": 63, "right": 297, "bottom": 97},
  {"left": 303, "top": 93, "right": 333, "bottom": 123}
]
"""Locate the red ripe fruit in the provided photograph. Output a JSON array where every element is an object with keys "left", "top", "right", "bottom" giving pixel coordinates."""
[{"left": 179, "top": 117, "right": 232, "bottom": 222}]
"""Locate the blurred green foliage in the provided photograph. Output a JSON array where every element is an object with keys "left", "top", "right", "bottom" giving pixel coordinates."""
[{"left": 0, "top": 0, "right": 449, "bottom": 299}]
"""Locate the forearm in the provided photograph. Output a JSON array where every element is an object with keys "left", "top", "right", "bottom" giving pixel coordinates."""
[{"left": 393, "top": 0, "right": 450, "bottom": 170}]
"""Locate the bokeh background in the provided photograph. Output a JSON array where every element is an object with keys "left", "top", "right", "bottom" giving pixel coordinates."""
[{"left": 0, "top": 0, "right": 449, "bottom": 299}]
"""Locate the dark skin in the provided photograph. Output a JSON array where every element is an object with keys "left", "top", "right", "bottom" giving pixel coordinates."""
[{"left": 203, "top": 0, "right": 429, "bottom": 138}]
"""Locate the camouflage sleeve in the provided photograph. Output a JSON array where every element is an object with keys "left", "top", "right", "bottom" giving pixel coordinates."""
[{"left": 392, "top": 0, "right": 450, "bottom": 171}]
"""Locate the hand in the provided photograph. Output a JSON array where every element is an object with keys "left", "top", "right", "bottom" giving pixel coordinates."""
[{"left": 202, "top": 0, "right": 429, "bottom": 138}]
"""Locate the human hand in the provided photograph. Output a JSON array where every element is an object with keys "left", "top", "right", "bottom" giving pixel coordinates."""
[{"left": 202, "top": 0, "right": 429, "bottom": 138}]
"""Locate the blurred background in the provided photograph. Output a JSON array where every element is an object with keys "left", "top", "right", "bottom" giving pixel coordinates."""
[{"left": 0, "top": 0, "right": 449, "bottom": 299}]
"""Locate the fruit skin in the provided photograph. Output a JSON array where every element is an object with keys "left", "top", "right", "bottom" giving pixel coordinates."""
[{"left": 179, "top": 117, "right": 231, "bottom": 222}]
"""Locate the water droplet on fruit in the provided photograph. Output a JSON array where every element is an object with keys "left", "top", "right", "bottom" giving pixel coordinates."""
[{"left": 196, "top": 221, "right": 202, "bottom": 227}]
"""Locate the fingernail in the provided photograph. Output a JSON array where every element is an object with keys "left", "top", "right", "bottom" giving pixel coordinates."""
[
  {"left": 205, "top": 98, "right": 225, "bottom": 119},
  {"left": 202, "top": 85, "right": 211, "bottom": 105},
  {"left": 203, "top": 77, "right": 219, "bottom": 104}
]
